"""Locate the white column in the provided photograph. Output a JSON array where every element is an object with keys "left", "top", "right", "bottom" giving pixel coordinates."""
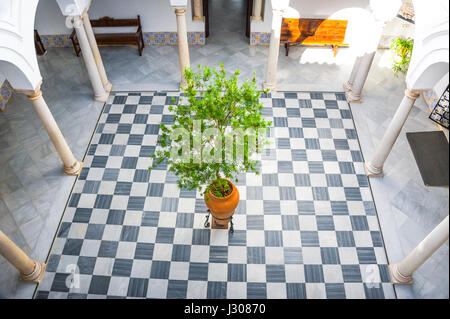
[
  {"left": 345, "top": 51, "right": 376, "bottom": 103},
  {"left": 262, "top": 8, "right": 283, "bottom": 92},
  {"left": 389, "top": 216, "right": 449, "bottom": 285},
  {"left": 344, "top": 56, "right": 362, "bottom": 92},
  {"left": 175, "top": 7, "right": 191, "bottom": 88},
  {"left": 73, "top": 16, "right": 108, "bottom": 102},
  {"left": 193, "top": 0, "right": 203, "bottom": 22},
  {"left": 344, "top": 0, "right": 402, "bottom": 103},
  {"left": 365, "top": 89, "right": 420, "bottom": 177},
  {"left": 0, "top": 230, "right": 46, "bottom": 283},
  {"left": 28, "top": 90, "right": 83, "bottom": 176},
  {"left": 252, "top": 0, "right": 263, "bottom": 21},
  {"left": 82, "top": 12, "right": 112, "bottom": 92}
]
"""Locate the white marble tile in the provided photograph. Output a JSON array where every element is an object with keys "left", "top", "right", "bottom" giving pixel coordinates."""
[{"left": 0, "top": 2, "right": 447, "bottom": 299}]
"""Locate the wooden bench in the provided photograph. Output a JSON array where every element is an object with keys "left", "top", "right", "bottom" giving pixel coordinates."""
[
  {"left": 70, "top": 16, "right": 145, "bottom": 57},
  {"left": 34, "top": 30, "right": 46, "bottom": 56},
  {"left": 280, "top": 18, "right": 348, "bottom": 57}
]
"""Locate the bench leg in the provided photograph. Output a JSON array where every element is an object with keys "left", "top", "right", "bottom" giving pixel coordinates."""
[
  {"left": 71, "top": 39, "right": 80, "bottom": 57},
  {"left": 332, "top": 45, "right": 338, "bottom": 58},
  {"left": 137, "top": 34, "right": 144, "bottom": 56},
  {"left": 138, "top": 40, "right": 143, "bottom": 56}
]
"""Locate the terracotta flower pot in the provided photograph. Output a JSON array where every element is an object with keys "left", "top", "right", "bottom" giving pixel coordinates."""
[{"left": 204, "top": 179, "right": 240, "bottom": 229}]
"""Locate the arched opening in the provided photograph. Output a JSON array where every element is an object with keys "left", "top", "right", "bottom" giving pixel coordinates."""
[
  {"left": 0, "top": 0, "right": 41, "bottom": 92},
  {"left": 0, "top": 60, "right": 38, "bottom": 92}
]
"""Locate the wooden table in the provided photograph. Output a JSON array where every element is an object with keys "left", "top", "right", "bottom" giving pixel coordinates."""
[{"left": 280, "top": 18, "right": 348, "bottom": 57}]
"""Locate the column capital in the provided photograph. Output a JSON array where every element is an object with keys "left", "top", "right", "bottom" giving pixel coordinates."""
[
  {"left": 27, "top": 89, "right": 43, "bottom": 101},
  {"left": 405, "top": 89, "right": 421, "bottom": 100},
  {"left": 14, "top": 80, "right": 42, "bottom": 98},
  {"left": 70, "top": 15, "right": 84, "bottom": 28},
  {"left": 175, "top": 8, "right": 187, "bottom": 15}
]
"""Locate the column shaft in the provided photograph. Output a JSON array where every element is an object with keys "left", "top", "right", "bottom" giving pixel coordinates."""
[
  {"left": 344, "top": 56, "right": 362, "bottom": 92},
  {"left": 252, "top": 0, "right": 263, "bottom": 21},
  {"left": 82, "top": 12, "right": 112, "bottom": 92},
  {"left": 0, "top": 230, "right": 46, "bottom": 283},
  {"left": 175, "top": 8, "right": 191, "bottom": 88},
  {"left": 390, "top": 216, "right": 449, "bottom": 284},
  {"left": 193, "top": 0, "right": 203, "bottom": 21},
  {"left": 263, "top": 9, "right": 283, "bottom": 91},
  {"left": 73, "top": 16, "right": 108, "bottom": 102},
  {"left": 365, "top": 89, "right": 420, "bottom": 176},
  {"left": 346, "top": 51, "right": 376, "bottom": 103},
  {"left": 28, "top": 91, "right": 83, "bottom": 176}
]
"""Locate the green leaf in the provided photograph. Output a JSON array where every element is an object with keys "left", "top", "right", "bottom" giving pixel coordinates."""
[{"left": 150, "top": 64, "right": 272, "bottom": 194}]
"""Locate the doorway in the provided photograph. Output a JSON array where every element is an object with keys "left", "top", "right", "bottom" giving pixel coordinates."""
[{"left": 204, "top": 0, "right": 253, "bottom": 40}]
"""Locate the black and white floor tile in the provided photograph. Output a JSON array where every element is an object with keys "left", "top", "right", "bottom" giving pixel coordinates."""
[{"left": 35, "top": 91, "right": 395, "bottom": 299}]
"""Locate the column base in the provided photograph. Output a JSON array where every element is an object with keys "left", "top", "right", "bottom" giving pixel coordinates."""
[
  {"left": 365, "top": 161, "right": 384, "bottom": 177},
  {"left": 193, "top": 16, "right": 204, "bottom": 22},
  {"left": 20, "top": 262, "right": 47, "bottom": 284},
  {"left": 252, "top": 16, "right": 263, "bottom": 22},
  {"left": 94, "top": 91, "right": 109, "bottom": 103},
  {"left": 262, "top": 82, "right": 276, "bottom": 92},
  {"left": 345, "top": 90, "right": 362, "bottom": 103},
  {"left": 343, "top": 81, "right": 352, "bottom": 93},
  {"left": 389, "top": 264, "right": 413, "bottom": 285},
  {"left": 64, "top": 161, "right": 84, "bottom": 176},
  {"left": 104, "top": 81, "right": 113, "bottom": 93}
]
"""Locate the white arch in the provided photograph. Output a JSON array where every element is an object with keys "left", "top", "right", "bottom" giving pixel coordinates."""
[
  {"left": 0, "top": 0, "right": 41, "bottom": 90},
  {"left": 0, "top": 0, "right": 93, "bottom": 91},
  {"left": 406, "top": 0, "right": 449, "bottom": 90}
]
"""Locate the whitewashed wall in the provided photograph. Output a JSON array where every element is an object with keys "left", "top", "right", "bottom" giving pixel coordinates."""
[
  {"left": 35, "top": 0, "right": 204, "bottom": 35},
  {"left": 435, "top": 73, "right": 449, "bottom": 97},
  {"left": 251, "top": 0, "right": 371, "bottom": 33}
]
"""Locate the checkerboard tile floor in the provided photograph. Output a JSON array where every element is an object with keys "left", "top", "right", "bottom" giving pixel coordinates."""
[{"left": 34, "top": 91, "right": 395, "bottom": 299}]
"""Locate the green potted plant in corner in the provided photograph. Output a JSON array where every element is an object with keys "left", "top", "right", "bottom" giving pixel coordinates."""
[
  {"left": 390, "top": 37, "right": 414, "bottom": 77},
  {"left": 150, "top": 64, "right": 271, "bottom": 231}
]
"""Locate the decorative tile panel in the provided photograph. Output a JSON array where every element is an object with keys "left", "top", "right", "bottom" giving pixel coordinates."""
[
  {"left": 0, "top": 79, "right": 13, "bottom": 111},
  {"left": 250, "top": 32, "right": 271, "bottom": 46},
  {"left": 40, "top": 32, "right": 206, "bottom": 48}
]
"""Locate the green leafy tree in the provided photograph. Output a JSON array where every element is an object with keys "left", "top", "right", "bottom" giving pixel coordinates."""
[
  {"left": 150, "top": 64, "right": 272, "bottom": 199},
  {"left": 390, "top": 37, "right": 414, "bottom": 77}
]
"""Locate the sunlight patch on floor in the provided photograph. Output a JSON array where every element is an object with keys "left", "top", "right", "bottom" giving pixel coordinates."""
[{"left": 297, "top": 47, "right": 356, "bottom": 66}]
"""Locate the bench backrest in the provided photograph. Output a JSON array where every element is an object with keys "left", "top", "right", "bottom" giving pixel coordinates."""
[{"left": 91, "top": 16, "right": 141, "bottom": 28}]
